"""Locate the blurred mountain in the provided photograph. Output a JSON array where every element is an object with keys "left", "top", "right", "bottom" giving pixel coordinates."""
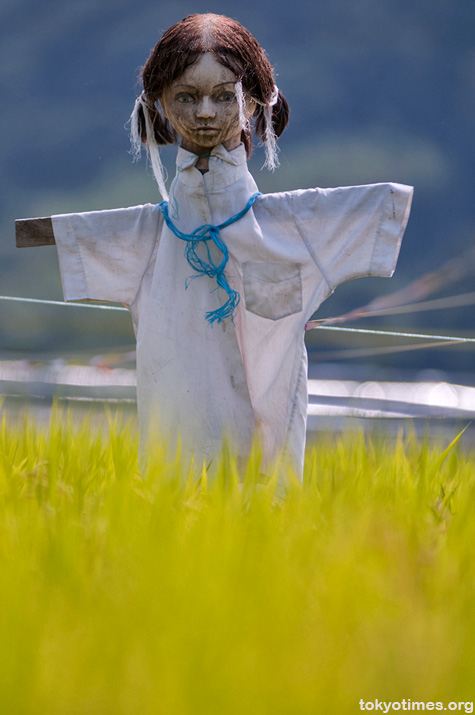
[{"left": 1, "top": 0, "right": 474, "bottom": 370}]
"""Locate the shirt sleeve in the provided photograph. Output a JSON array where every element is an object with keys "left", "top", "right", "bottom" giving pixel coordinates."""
[
  {"left": 290, "top": 182, "right": 413, "bottom": 290},
  {"left": 52, "top": 203, "right": 163, "bottom": 307}
]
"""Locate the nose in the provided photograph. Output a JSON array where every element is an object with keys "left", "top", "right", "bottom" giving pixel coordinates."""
[{"left": 196, "top": 96, "right": 216, "bottom": 120}]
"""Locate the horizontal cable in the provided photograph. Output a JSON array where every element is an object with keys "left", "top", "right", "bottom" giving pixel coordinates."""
[
  {"left": 309, "top": 324, "right": 475, "bottom": 343},
  {"left": 0, "top": 295, "right": 127, "bottom": 311},
  {"left": 1, "top": 295, "right": 474, "bottom": 345}
]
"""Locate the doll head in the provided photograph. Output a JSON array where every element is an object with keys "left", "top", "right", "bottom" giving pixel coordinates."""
[
  {"left": 129, "top": 13, "right": 289, "bottom": 198},
  {"left": 158, "top": 52, "right": 258, "bottom": 161}
]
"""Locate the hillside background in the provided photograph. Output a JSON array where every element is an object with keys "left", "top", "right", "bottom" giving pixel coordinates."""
[{"left": 1, "top": 0, "right": 474, "bottom": 374}]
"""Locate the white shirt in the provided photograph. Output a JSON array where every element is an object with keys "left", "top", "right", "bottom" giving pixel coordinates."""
[{"left": 52, "top": 143, "right": 413, "bottom": 477}]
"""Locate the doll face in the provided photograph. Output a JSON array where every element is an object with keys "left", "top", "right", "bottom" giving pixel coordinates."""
[{"left": 160, "top": 53, "right": 256, "bottom": 156}]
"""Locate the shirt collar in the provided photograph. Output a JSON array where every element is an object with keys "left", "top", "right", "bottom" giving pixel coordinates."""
[{"left": 176, "top": 143, "right": 247, "bottom": 173}]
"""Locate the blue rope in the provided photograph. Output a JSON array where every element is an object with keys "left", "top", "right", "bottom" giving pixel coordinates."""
[{"left": 158, "top": 192, "right": 261, "bottom": 324}]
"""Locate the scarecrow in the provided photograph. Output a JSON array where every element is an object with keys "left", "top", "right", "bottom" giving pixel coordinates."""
[{"left": 16, "top": 14, "right": 413, "bottom": 478}]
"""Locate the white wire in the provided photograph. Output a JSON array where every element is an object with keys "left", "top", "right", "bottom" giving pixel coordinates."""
[
  {"left": 1, "top": 295, "right": 474, "bottom": 344},
  {"left": 309, "top": 324, "right": 475, "bottom": 343},
  {"left": 0, "top": 295, "right": 127, "bottom": 311}
]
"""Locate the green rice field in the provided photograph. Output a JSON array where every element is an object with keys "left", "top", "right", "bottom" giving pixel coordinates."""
[{"left": 1, "top": 408, "right": 475, "bottom": 714}]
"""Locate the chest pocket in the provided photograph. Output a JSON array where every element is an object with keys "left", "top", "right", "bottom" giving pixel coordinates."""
[{"left": 242, "top": 262, "right": 303, "bottom": 321}]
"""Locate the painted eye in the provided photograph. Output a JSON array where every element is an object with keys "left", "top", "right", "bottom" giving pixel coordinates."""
[
  {"left": 176, "top": 93, "right": 194, "bottom": 103},
  {"left": 217, "top": 92, "right": 235, "bottom": 103}
]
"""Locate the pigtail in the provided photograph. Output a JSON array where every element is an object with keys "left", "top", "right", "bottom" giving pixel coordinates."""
[
  {"left": 234, "top": 80, "right": 253, "bottom": 159},
  {"left": 269, "top": 90, "right": 290, "bottom": 139},
  {"left": 128, "top": 93, "right": 170, "bottom": 201},
  {"left": 263, "top": 86, "right": 279, "bottom": 170},
  {"left": 254, "top": 88, "right": 290, "bottom": 170}
]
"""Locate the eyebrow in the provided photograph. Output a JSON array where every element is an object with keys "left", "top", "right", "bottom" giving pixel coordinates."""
[{"left": 174, "top": 81, "right": 236, "bottom": 89}]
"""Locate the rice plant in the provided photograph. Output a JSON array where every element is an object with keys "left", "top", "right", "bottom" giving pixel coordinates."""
[{"left": 0, "top": 408, "right": 474, "bottom": 714}]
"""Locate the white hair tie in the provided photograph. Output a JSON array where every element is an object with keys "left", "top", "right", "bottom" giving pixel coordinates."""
[{"left": 269, "top": 85, "right": 279, "bottom": 106}]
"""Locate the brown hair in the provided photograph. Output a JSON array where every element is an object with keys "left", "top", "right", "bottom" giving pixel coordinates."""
[{"left": 137, "top": 13, "right": 289, "bottom": 158}]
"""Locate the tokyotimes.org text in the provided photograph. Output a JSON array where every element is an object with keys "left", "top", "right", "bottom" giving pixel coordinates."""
[{"left": 359, "top": 701, "right": 473, "bottom": 713}]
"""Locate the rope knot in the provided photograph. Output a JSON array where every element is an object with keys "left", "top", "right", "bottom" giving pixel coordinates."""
[{"left": 158, "top": 193, "right": 261, "bottom": 324}]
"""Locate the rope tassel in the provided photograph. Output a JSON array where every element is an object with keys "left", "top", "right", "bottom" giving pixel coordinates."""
[{"left": 158, "top": 193, "right": 261, "bottom": 324}]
